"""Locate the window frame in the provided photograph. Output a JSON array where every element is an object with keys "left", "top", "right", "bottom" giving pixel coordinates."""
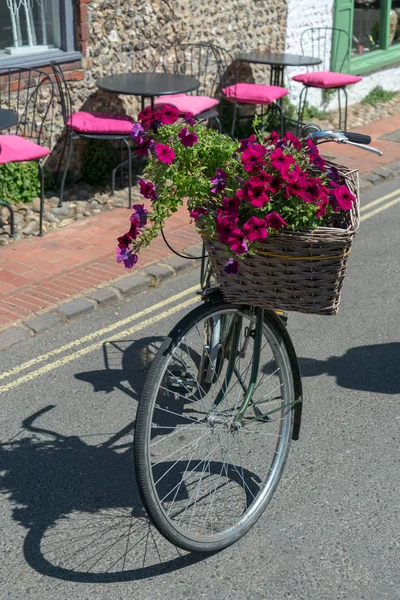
[
  {"left": 0, "top": 0, "right": 81, "bottom": 70},
  {"left": 333, "top": 0, "right": 400, "bottom": 74}
]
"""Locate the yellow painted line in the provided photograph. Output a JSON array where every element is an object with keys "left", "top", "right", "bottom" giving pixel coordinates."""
[
  {"left": 361, "top": 196, "right": 400, "bottom": 222},
  {"left": 0, "top": 284, "right": 199, "bottom": 382},
  {"left": 360, "top": 188, "right": 400, "bottom": 212},
  {"left": 0, "top": 296, "right": 199, "bottom": 394}
]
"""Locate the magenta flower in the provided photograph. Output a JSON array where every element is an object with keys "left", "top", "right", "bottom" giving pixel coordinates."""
[
  {"left": 155, "top": 104, "right": 180, "bottom": 125},
  {"left": 224, "top": 258, "right": 239, "bottom": 274},
  {"left": 243, "top": 216, "right": 268, "bottom": 242},
  {"left": 238, "top": 134, "right": 256, "bottom": 153},
  {"left": 117, "top": 232, "right": 132, "bottom": 249},
  {"left": 183, "top": 112, "right": 196, "bottom": 126},
  {"left": 264, "top": 131, "right": 280, "bottom": 145},
  {"left": 316, "top": 200, "right": 328, "bottom": 219},
  {"left": 138, "top": 179, "right": 157, "bottom": 200},
  {"left": 131, "top": 203, "right": 148, "bottom": 227},
  {"left": 227, "top": 228, "right": 248, "bottom": 255},
  {"left": 330, "top": 185, "right": 356, "bottom": 211},
  {"left": 222, "top": 196, "right": 240, "bottom": 215},
  {"left": 242, "top": 144, "right": 267, "bottom": 173},
  {"left": 138, "top": 106, "right": 155, "bottom": 129},
  {"left": 189, "top": 207, "right": 208, "bottom": 219},
  {"left": 237, "top": 182, "right": 270, "bottom": 208},
  {"left": 178, "top": 126, "right": 199, "bottom": 147},
  {"left": 116, "top": 247, "right": 138, "bottom": 269},
  {"left": 216, "top": 211, "right": 237, "bottom": 244},
  {"left": 270, "top": 148, "right": 295, "bottom": 175},
  {"left": 210, "top": 168, "right": 228, "bottom": 193},
  {"left": 135, "top": 137, "right": 153, "bottom": 157},
  {"left": 305, "top": 139, "right": 326, "bottom": 170},
  {"left": 284, "top": 166, "right": 308, "bottom": 200},
  {"left": 155, "top": 143, "right": 175, "bottom": 164},
  {"left": 131, "top": 122, "right": 146, "bottom": 144},
  {"left": 281, "top": 131, "right": 302, "bottom": 150},
  {"left": 264, "top": 212, "right": 287, "bottom": 231},
  {"left": 129, "top": 217, "right": 140, "bottom": 239},
  {"left": 303, "top": 179, "right": 328, "bottom": 204}
]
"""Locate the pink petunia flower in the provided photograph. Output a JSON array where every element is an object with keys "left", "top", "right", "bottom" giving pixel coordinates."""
[
  {"left": 243, "top": 216, "right": 268, "bottom": 242},
  {"left": 281, "top": 131, "right": 302, "bottom": 150},
  {"left": 189, "top": 207, "right": 208, "bottom": 220},
  {"left": 138, "top": 179, "right": 157, "bottom": 200},
  {"left": 117, "top": 232, "right": 132, "bottom": 249},
  {"left": 216, "top": 211, "right": 237, "bottom": 244},
  {"left": 238, "top": 134, "right": 257, "bottom": 153},
  {"left": 222, "top": 195, "right": 241, "bottom": 215},
  {"left": 131, "top": 122, "right": 146, "bottom": 144},
  {"left": 330, "top": 185, "right": 356, "bottom": 211},
  {"left": 116, "top": 247, "right": 138, "bottom": 269},
  {"left": 155, "top": 104, "right": 180, "bottom": 125},
  {"left": 183, "top": 112, "right": 196, "bottom": 126},
  {"left": 155, "top": 143, "right": 175, "bottom": 164},
  {"left": 270, "top": 148, "right": 295, "bottom": 175},
  {"left": 138, "top": 106, "right": 155, "bottom": 130},
  {"left": 241, "top": 144, "right": 267, "bottom": 173},
  {"left": 178, "top": 126, "right": 199, "bottom": 147},
  {"left": 264, "top": 212, "right": 287, "bottom": 231},
  {"left": 227, "top": 228, "right": 248, "bottom": 255}
]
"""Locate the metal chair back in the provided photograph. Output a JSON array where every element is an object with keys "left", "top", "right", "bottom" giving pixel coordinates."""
[
  {"left": 157, "top": 42, "right": 236, "bottom": 98},
  {"left": 0, "top": 68, "right": 55, "bottom": 146},
  {"left": 300, "top": 27, "right": 350, "bottom": 72},
  {"left": 50, "top": 62, "right": 74, "bottom": 127}
]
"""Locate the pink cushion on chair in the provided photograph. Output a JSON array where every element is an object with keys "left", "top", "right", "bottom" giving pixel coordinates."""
[
  {"left": 67, "top": 111, "right": 134, "bottom": 134},
  {"left": 0, "top": 135, "right": 50, "bottom": 164},
  {"left": 154, "top": 94, "right": 219, "bottom": 116},
  {"left": 292, "top": 71, "right": 362, "bottom": 88},
  {"left": 222, "top": 83, "right": 289, "bottom": 105}
]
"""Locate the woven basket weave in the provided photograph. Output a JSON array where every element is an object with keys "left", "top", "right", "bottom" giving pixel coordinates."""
[{"left": 203, "top": 163, "right": 359, "bottom": 315}]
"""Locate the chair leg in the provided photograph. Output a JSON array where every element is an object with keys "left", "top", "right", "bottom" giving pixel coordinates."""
[
  {"left": 58, "top": 129, "right": 74, "bottom": 207},
  {"left": 298, "top": 86, "right": 309, "bottom": 125},
  {"left": 37, "top": 160, "right": 45, "bottom": 237},
  {"left": 230, "top": 101, "right": 238, "bottom": 138},
  {"left": 342, "top": 87, "right": 348, "bottom": 131},
  {"left": 55, "top": 128, "right": 69, "bottom": 187},
  {"left": 122, "top": 138, "right": 133, "bottom": 209},
  {"left": 337, "top": 88, "right": 342, "bottom": 130}
]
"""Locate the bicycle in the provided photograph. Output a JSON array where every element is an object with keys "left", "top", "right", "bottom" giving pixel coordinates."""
[{"left": 134, "top": 125, "right": 382, "bottom": 553}]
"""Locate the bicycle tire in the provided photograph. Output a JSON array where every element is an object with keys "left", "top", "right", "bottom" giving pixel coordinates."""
[{"left": 134, "top": 301, "right": 295, "bottom": 552}]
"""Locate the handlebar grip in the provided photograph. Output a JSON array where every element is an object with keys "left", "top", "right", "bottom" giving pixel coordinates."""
[{"left": 342, "top": 132, "right": 371, "bottom": 145}]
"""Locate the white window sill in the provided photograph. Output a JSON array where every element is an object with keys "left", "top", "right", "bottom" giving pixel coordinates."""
[{"left": 0, "top": 49, "right": 82, "bottom": 71}]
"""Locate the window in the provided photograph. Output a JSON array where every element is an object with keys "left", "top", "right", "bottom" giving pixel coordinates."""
[
  {"left": 334, "top": 0, "right": 400, "bottom": 73},
  {"left": 0, "top": 0, "right": 81, "bottom": 69}
]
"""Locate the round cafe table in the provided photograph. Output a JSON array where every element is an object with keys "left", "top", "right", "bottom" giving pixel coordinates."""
[
  {"left": 96, "top": 72, "right": 200, "bottom": 111},
  {"left": 236, "top": 51, "right": 322, "bottom": 87},
  {"left": 0, "top": 108, "right": 18, "bottom": 131}
]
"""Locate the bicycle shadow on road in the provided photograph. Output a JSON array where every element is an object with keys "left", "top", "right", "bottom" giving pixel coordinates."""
[
  {"left": 1, "top": 330, "right": 211, "bottom": 586},
  {"left": 74, "top": 335, "right": 165, "bottom": 399},
  {"left": 298, "top": 342, "right": 400, "bottom": 394}
]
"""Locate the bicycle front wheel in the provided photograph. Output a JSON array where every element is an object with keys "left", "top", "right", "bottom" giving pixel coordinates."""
[{"left": 134, "top": 301, "right": 295, "bottom": 552}]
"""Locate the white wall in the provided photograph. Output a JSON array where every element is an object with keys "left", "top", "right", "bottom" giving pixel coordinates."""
[{"left": 284, "top": 0, "right": 400, "bottom": 110}]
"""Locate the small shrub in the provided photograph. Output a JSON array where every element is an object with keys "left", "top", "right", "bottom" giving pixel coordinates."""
[
  {"left": 81, "top": 139, "right": 118, "bottom": 185},
  {"left": 0, "top": 161, "right": 40, "bottom": 204},
  {"left": 361, "top": 86, "right": 397, "bottom": 107}
]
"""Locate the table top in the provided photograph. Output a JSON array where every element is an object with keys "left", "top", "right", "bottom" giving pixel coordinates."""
[
  {"left": 96, "top": 72, "right": 200, "bottom": 97},
  {"left": 0, "top": 108, "right": 18, "bottom": 131},
  {"left": 236, "top": 51, "right": 322, "bottom": 68}
]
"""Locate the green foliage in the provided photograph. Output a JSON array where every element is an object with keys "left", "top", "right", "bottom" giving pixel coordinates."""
[
  {"left": 361, "top": 86, "right": 397, "bottom": 107},
  {"left": 81, "top": 139, "right": 118, "bottom": 185},
  {"left": 0, "top": 161, "right": 40, "bottom": 204},
  {"left": 321, "top": 88, "right": 336, "bottom": 109}
]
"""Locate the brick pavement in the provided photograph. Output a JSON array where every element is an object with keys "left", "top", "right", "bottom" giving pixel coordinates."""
[{"left": 1, "top": 112, "right": 400, "bottom": 335}]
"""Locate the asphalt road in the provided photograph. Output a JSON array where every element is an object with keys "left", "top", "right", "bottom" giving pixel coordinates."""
[{"left": 0, "top": 178, "right": 399, "bottom": 600}]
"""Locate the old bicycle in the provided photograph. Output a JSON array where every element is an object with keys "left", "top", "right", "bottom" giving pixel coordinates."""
[{"left": 134, "top": 125, "right": 382, "bottom": 553}]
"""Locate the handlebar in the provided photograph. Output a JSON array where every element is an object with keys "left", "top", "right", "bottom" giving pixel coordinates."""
[{"left": 301, "top": 123, "right": 382, "bottom": 156}]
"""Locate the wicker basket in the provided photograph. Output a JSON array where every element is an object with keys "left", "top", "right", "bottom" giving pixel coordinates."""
[{"left": 203, "top": 163, "right": 359, "bottom": 315}]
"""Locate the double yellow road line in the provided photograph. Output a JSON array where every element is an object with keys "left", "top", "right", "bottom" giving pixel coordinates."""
[
  {"left": 360, "top": 188, "right": 400, "bottom": 221},
  {"left": 0, "top": 285, "right": 199, "bottom": 394},
  {"left": 1, "top": 186, "right": 398, "bottom": 394}
]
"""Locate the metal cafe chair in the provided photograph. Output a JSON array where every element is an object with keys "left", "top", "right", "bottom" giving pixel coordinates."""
[
  {"left": 292, "top": 27, "right": 362, "bottom": 130},
  {"left": 0, "top": 68, "right": 54, "bottom": 236},
  {"left": 155, "top": 42, "right": 227, "bottom": 132},
  {"left": 51, "top": 63, "right": 136, "bottom": 208}
]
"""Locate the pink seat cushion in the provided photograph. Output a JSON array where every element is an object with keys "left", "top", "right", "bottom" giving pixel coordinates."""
[
  {"left": 292, "top": 71, "right": 362, "bottom": 88},
  {"left": 0, "top": 134, "right": 50, "bottom": 164},
  {"left": 154, "top": 94, "right": 219, "bottom": 116},
  {"left": 67, "top": 111, "right": 134, "bottom": 134},
  {"left": 222, "top": 83, "right": 289, "bottom": 105}
]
